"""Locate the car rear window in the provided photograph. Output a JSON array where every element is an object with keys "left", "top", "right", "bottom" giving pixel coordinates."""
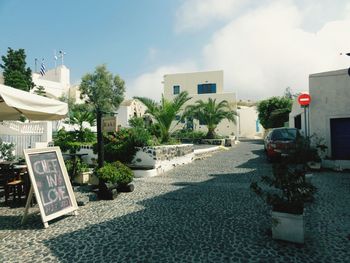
[{"left": 271, "top": 129, "right": 297, "bottom": 141}]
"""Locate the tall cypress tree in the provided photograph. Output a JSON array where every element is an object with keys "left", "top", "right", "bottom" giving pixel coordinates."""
[{"left": 0, "top": 47, "right": 34, "bottom": 91}]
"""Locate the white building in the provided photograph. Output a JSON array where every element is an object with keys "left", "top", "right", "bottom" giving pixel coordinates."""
[
  {"left": 237, "top": 106, "right": 264, "bottom": 139},
  {"left": 32, "top": 65, "right": 70, "bottom": 99},
  {"left": 163, "top": 70, "right": 237, "bottom": 137},
  {"left": 116, "top": 99, "right": 148, "bottom": 127},
  {"left": 289, "top": 68, "right": 350, "bottom": 160}
]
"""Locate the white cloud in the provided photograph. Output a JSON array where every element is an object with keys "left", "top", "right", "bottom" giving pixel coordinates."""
[
  {"left": 202, "top": 1, "right": 350, "bottom": 99},
  {"left": 126, "top": 62, "right": 197, "bottom": 101},
  {"left": 175, "top": 0, "right": 247, "bottom": 33},
  {"left": 129, "top": 1, "right": 350, "bottom": 102}
]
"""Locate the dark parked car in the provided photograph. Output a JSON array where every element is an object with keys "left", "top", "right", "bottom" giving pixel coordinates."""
[{"left": 264, "top": 128, "right": 301, "bottom": 161}]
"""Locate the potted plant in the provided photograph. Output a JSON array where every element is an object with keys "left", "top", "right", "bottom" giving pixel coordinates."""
[
  {"left": 250, "top": 160, "right": 317, "bottom": 244},
  {"left": 96, "top": 163, "right": 119, "bottom": 200},
  {"left": 112, "top": 161, "right": 134, "bottom": 192},
  {"left": 65, "top": 159, "right": 91, "bottom": 184},
  {"left": 73, "top": 160, "right": 91, "bottom": 185}
]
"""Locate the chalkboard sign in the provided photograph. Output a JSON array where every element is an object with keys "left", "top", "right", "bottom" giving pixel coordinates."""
[{"left": 22, "top": 147, "right": 78, "bottom": 228}]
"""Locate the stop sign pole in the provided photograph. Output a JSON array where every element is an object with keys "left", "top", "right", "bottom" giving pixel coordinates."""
[{"left": 297, "top": 93, "right": 311, "bottom": 137}]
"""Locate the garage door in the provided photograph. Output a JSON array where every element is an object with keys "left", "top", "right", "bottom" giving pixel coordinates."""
[{"left": 330, "top": 118, "right": 350, "bottom": 160}]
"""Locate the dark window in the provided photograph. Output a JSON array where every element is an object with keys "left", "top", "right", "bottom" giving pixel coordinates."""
[
  {"left": 197, "top": 83, "right": 216, "bottom": 94},
  {"left": 173, "top": 85, "right": 180, "bottom": 94},
  {"left": 294, "top": 114, "right": 301, "bottom": 129}
]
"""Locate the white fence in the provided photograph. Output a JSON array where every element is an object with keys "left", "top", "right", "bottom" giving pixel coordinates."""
[
  {"left": 0, "top": 121, "right": 51, "bottom": 157},
  {"left": 0, "top": 134, "right": 44, "bottom": 157}
]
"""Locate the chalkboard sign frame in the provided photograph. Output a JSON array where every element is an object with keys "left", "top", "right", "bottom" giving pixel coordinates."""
[{"left": 23, "top": 147, "right": 78, "bottom": 227}]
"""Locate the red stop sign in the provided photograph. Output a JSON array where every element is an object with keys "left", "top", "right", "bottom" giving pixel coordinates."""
[{"left": 298, "top": 93, "right": 311, "bottom": 106}]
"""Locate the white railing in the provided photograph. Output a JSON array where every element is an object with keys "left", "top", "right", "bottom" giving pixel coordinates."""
[
  {"left": 0, "top": 134, "right": 44, "bottom": 157},
  {"left": 0, "top": 121, "right": 46, "bottom": 134},
  {"left": 0, "top": 121, "right": 52, "bottom": 157}
]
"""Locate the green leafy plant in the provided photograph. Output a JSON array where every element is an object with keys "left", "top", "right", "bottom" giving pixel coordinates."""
[
  {"left": 250, "top": 160, "right": 317, "bottom": 214},
  {"left": 257, "top": 96, "right": 292, "bottom": 129},
  {"left": 134, "top": 91, "right": 191, "bottom": 143},
  {"left": 102, "top": 122, "right": 159, "bottom": 164},
  {"left": 111, "top": 161, "right": 134, "bottom": 185},
  {"left": 65, "top": 159, "right": 89, "bottom": 178},
  {"left": 0, "top": 139, "right": 15, "bottom": 161},
  {"left": 183, "top": 98, "right": 237, "bottom": 139},
  {"left": 96, "top": 161, "right": 133, "bottom": 185},
  {"left": 172, "top": 129, "right": 206, "bottom": 141},
  {"left": 54, "top": 128, "right": 95, "bottom": 153},
  {"left": 97, "top": 163, "right": 119, "bottom": 184}
]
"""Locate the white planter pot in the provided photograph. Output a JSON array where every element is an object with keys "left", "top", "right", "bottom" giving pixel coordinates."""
[
  {"left": 305, "top": 173, "right": 313, "bottom": 183},
  {"left": 74, "top": 171, "right": 91, "bottom": 185},
  {"left": 307, "top": 161, "right": 321, "bottom": 170},
  {"left": 272, "top": 210, "right": 304, "bottom": 244}
]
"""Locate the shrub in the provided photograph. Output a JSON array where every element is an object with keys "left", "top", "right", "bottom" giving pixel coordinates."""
[
  {"left": 250, "top": 160, "right": 317, "bottom": 214},
  {"left": 65, "top": 159, "right": 89, "bottom": 178},
  {"left": 172, "top": 129, "right": 205, "bottom": 140},
  {"left": 102, "top": 128, "right": 136, "bottom": 163},
  {"left": 96, "top": 161, "right": 134, "bottom": 185},
  {"left": 54, "top": 128, "right": 95, "bottom": 153},
  {"left": 0, "top": 139, "right": 15, "bottom": 161},
  {"left": 112, "top": 161, "right": 134, "bottom": 185},
  {"left": 102, "top": 125, "right": 158, "bottom": 163},
  {"left": 96, "top": 163, "right": 119, "bottom": 184}
]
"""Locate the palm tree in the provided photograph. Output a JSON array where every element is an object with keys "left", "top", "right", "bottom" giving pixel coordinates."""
[
  {"left": 134, "top": 91, "right": 191, "bottom": 143},
  {"left": 183, "top": 98, "right": 237, "bottom": 139},
  {"left": 65, "top": 104, "right": 96, "bottom": 141}
]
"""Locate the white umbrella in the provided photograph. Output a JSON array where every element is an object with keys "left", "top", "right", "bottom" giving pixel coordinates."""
[{"left": 0, "top": 84, "right": 68, "bottom": 121}]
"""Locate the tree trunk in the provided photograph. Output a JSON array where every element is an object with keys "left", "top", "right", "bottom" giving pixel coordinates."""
[
  {"left": 96, "top": 110, "right": 104, "bottom": 168},
  {"left": 206, "top": 128, "right": 216, "bottom": 139}
]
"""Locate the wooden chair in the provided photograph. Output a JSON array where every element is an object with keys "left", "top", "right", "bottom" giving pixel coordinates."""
[{"left": 0, "top": 163, "right": 25, "bottom": 204}]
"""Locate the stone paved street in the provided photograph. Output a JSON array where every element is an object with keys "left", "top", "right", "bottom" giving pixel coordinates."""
[{"left": 0, "top": 141, "right": 350, "bottom": 262}]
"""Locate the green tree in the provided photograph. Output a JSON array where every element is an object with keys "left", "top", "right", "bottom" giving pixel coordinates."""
[
  {"left": 134, "top": 91, "right": 191, "bottom": 143},
  {"left": 66, "top": 103, "right": 96, "bottom": 131},
  {"left": 183, "top": 98, "right": 237, "bottom": 139},
  {"left": 33, "top": 85, "right": 46, "bottom": 97},
  {"left": 257, "top": 96, "right": 292, "bottom": 129},
  {"left": 79, "top": 65, "right": 125, "bottom": 167},
  {"left": 0, "top": 47, "right": 34, "bottom": 91},
  {"left": 64, "top": 103, "right": 96, "bottom": 141}
]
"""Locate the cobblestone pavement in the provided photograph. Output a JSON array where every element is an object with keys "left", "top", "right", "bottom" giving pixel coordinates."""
[{"left": 0, "top": 141, "right": 349, "bottom": 262}]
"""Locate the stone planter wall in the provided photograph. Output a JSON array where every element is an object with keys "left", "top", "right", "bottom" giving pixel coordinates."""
[{"left": 131, "top": 144, "right": 194, "bottom": 176}]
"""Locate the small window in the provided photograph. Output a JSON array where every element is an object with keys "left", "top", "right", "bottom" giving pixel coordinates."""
[
  {"left": 198, "top": 83, "right": 216, "bottom": 94},
  {"left": 173, "top": 85, "right": 180, "bottom": 95}
]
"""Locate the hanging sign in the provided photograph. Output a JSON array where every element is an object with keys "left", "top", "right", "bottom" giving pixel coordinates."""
[
  {"left": 22, "top": 147, "right": 78, "bottom": 228},
  {"left": 297, "top": 93, "right": 311, "bottom": 106},
  {"left": 102, "top": 116, "right": 118, "bottom": 132}
]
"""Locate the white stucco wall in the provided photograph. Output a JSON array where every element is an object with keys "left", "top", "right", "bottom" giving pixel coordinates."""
[
  {"left": 163, "top": 70, "right": 237, "bottom": 137},
  {"left": 32, "top": 65, "right": 70, "bottom": 99},
  {"left": 309, "top": 69, "right": 350, "bottom": 157},
  {"left": 238, "top": 106, "right": 264, "bottom": 138},
  {"left": 289, "top": 68, "right": 350, "bottom": 158},
  {"left": 163, "top": 70, "right": 224, "bottom": 98}
]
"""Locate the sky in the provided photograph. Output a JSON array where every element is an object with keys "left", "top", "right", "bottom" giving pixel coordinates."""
[{"left": 1, "top": 0, "right": 350, "bottom": 101}]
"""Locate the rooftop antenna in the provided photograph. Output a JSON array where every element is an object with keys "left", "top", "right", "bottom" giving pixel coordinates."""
[
  {"left": 58, "top": 50, "right": 66, "bottom": 66},
  {"left": 54, "top": 50, "right": 58, "bottom": 75},
  {"left": 54, "top": 50, "right": 58, "bottom": 67}
]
